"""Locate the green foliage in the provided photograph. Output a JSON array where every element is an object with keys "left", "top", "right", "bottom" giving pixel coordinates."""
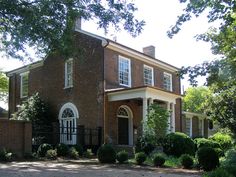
[
  {"left": 169, "top": 0, "right": 236, "bottom": 135},
  {"left": 162, "top": 132, "right": 195, "bottom": 157},
  {"left": 183, "top": 87, "right": 211, "bottom": 113},
  {"left": 55, "top": 143, "right": 69, "bottom": 157},
  {"left": 0, "top": 71, "right": 8, "bottom": 103},
  {"left": 194, "top": 138, "right": 221, "bottom": 149},
  {"left": 83, "top": 149, "right": 94, "bottom": 158},
  {"left": 46, "top": 149, "right": 57, "bottom": 160},
  {"left": 222, "top": 149, "right": 236, "bottom": 167},
  {"left": 152, "top": 153, "right": 165, "bottom": 167},
  {"left": 68, "top": 147, "right": 79, "bottom": 159},
  {"left": 135, "top": 136, "right": 155, "bottom": 155},
  {"left": 116, "top": 150, "right": 128, "bottom": 164},
  {"left": 12, "top": 93, "right": 52, "bottom": 133},
  {"left": 145, "top": 104, "right": 169, "bottom": 141},
  {"left": 209, "top": 132, "right": 233, "bottom": 150},
  {"left": 0, "top": 0, "right": 145, "bottom": 60},
  {"left": 197, "top": 147, "right": 219, "bottom": 171},
  {"left": 179, "top": 154, "right": 194, "bottom": 169},
  {"left": 223, "top": 165, "right": 236, "bottom": 177},
  {"left": 135, "top": 152, "right": 147, "bottom": 165},
  {"left": 97, "top": 144, "right": 116, "bottom": 163},
  {"left": 37, "top": 143, "right": 53, "bottom": 157},
  {"left": 72, "top": 144, "right": 83, "bottom": 156},
  {"left": 203, "top": 168, "right": 234, "bottom": 177},
  {"left": 0, "top": 149, "right": 13, "bottom": 162}
]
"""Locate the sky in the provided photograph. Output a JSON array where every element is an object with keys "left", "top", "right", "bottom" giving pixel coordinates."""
[{"left": 0, "top": 0, "right": 219, "bottom": 109}]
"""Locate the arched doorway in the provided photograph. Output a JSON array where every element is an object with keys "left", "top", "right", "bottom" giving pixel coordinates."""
[
  {"left": 117, "top": 105, "right": 133, "bottom": 145},
  {"left": 59, "top": 103, "right": 79, "bottom": 145}
]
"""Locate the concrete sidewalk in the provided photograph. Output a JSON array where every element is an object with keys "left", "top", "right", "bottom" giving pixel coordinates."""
[{"left": 0, "top": 160, "right": 202, "bottom": 177}]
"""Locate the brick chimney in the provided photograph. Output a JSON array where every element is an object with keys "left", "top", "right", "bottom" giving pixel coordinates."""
[
  {"left": 74, "top": 17, "right": 81, "bottom": 31},
  {"left": 143, "top": 45, "right": 155, "bottom": 58}
]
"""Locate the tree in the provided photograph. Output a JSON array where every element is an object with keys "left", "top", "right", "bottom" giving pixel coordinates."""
[
  {"left": 168, "top": 1, "right": 236, "bottom": 134},
  {"left": 0, "top": 70, "right": 8, "bottom": 103},
  {"left": 145, "top": 103, "right": 169, "bottom": 143},
  {"left": 183, "top": 86, "right": 211, "bottom": 113},
  {"left": 0, "top": 0, "right": 145, "bottom": 60}
]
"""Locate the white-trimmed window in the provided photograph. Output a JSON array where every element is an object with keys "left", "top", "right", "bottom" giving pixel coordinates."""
[
  {"left": 65, "top": 58, "right": 73, "bottom": 88},
  {"left": 119, "top": 56, "right": 131, "bottom": 87},
  {"left": 143, "top": 65, "right": 154, "bottom": 86},
  {"left": 20, "top": 72, "right": 29, "bottom": 98},
  {"left": 163, "top": 72, "right": 172, "bottom": 91}
]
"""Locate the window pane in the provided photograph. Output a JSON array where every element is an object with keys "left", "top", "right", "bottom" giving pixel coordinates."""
[
  {"left": 163, "top": 73, "right": 172, "bottom": 91},
  {"left": 119, "top": 57, "right": 130, "bottom": 86},
  {"left": 65, "top": 60, "right": 73, "bottom": 87},
  {"left": 21, "top": 73, "right": 29, "bottom": 97},
  {"left": 144, "top": 66, "right": 153, "bottom": 86}
]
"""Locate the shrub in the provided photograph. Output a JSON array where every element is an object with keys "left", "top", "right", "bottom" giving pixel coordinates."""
[
  {"left": 68, "top": 147, "right": 79, "bottom": 159},
  {"left": 135, "top": 136, "right": 155, "bottom": 155},
  {"left": 162, "top": 132, "right": 195, "bottom": 157},
  {"left": 153, "top": 153, "right": 165, "bottom": 167},
  {"left": 83, "top": 149, "right": 94, "bottom": 158},
  {"left": 194, "top": 138, "right": 221, "bottom": 150},
  {"left": 197, "top": 147, "right": 219, "bottom": 171},
  {"left": 135, "top": 152, "right": 147, "bottom": 165},
  {"left": 222, "top": 149, "right": 236, "bottom": 166},
  {"left": 116, "top": 151, "right": 128, "bottom": 164},
  {"left": 209, "top": 132, "right": 233, "bottom": 150},
  {"left": 46, "top": 149, "right": 57, "bottom": 160},
  {"left": 37, "top": 143, "right": 53, "bottom": 157},
  {"left": 97, "top": 144, "right": 116, "bottom": 163},
  {"left": 72, "top": 144, "right": 83, "bottom": 156},
  {"left": 223, "top": 165, "right": 236, "bottom": 177},
  {"left": 0, "top": 149, "right": 13, "bottom": 162},
  {"left": 203, "top": 168, "right": 234, "bottom": 177},
  {"left": 56, "top": 143, "right": 69, "bottom": 157},
  {"left": 214, "top": 148, "right": 224, "bottom": 157},
  {"left": 179, "top": 154, "right": 194, "bottom": 169}
]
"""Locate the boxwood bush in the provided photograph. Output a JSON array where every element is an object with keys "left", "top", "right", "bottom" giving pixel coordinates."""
[
  {"left": 97, "top": 144, "right": 116, "bottom": 163},
  {"left": 116, "top": 150, "right": 128, "bottom": 164},
  {"left": 152, "top": 153, "right": 165, "bottom": 167},
  {"left": 46, "top": 149, "right": 57, "bottom": 160},
  {"left": 162, "top": 132, "right": 195, "bottom": 157},
  {"left": 194, "top": 138, "right": 221, "bottom": 149},
  {"left": 197, "top": 147, "right": 219, "bottom": 171},
  {"left": 135, "top": 152, "right": 147, "bottom": 165},
  {"left": 209, "top": 132, "right": 233, "bottom": 150},
  {"left": 56, "top": 143, "right": 69, "bottom": 157},
  {"left": 203, "top": 168, "right": 234, "bottom": 177},
  {"left": 179, "top": 154, "right": 194, "bottom": 169},
  {"left": 37, "top": 143, "right": 53, "bottom": 157}
]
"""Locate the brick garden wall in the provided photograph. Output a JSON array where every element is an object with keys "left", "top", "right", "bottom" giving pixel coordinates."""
[{"left": 0, "top": 119, "right": 32, "bottom": 157}]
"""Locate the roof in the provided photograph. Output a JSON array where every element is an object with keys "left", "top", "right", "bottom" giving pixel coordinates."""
[{"left": 6, "top": 29, "right": 180, "bottom": 75}]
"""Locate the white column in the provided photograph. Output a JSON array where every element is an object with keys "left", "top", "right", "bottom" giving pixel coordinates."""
[
  {"left": 142, "top": 97, "right": 148, "bottom": 132},
  {"left": 167, "top": 102, "right": 171, "bottom": 133},
  {"left": 171, "top": 103, "right": 175, "bottom": 132},
  {"left": 149, "top": 98, "right": 153, "bottom": 106}
]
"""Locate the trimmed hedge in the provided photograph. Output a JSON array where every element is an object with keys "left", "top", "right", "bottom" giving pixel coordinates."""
[
  {"left": 197, "top": 147, "right": 219, "bottom": 171},
  {"left": 55, "top": 143, "right": 69, "bottom": 157},
  {"left": 135, "top": 152, "right": 147, "bottom": 165},
  {"left": 163, "top": 132, "right": 195, "bottom": 157},
  {"left": 153, "top": 153, "right": 165, "bottom": 167},
  {"left": 194, "top": 138, "right": 221, "bottom": 149},
  {"left": 116, "top": 151, "right": 128, "bottom": 164},
  {"left": 97, "top": 144, "right": 116, "bottom": 163},
  {"left": 179, "top": 154, "right": 194, "bottom": 169},
  {"left": 209, "top": 132, "right": 233, "bottom": 150}
]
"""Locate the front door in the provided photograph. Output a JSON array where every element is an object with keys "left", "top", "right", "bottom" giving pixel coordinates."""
[
  {"left": 118, "top": 117, "right": 129, "bottom": 145},
  {"left": 60, "top": 118, "right": 76, "bottom": 145}
]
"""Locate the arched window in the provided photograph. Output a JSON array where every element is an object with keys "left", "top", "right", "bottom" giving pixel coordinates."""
[{"left": 117, "top": 107, "right": 129, "bottom": 118}]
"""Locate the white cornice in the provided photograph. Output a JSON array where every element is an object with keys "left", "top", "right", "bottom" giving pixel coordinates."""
[{"left": 106, "top": 42, "right": 179, "bottom": 73}]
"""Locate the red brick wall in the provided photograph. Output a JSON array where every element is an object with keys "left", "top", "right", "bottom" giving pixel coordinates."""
[
  {"left": 0, "top": 119, "right": 32, "bottom": 157},
  {"left": 104, "top": 48, "right": 181, "bottom": 95}
]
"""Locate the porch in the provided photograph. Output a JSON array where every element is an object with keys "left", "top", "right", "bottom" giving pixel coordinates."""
[{"left": 105, "top": 86, "right": 181, "bottom": 146}]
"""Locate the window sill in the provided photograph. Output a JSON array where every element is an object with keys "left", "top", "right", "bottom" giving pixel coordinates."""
[
  {"left": 64, "top": 85, "right": 73, "bottom": 89},
  {"left": 119, "top": 83, "right": 131, "bottom": 88}
]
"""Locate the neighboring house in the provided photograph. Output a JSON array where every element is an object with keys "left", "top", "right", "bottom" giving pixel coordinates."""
[
  {"left": 182, "top": 111, "right": 211, "bottom": 138},
  {"left": 6, "top": 27, "right": 182, "bottom": 146}
]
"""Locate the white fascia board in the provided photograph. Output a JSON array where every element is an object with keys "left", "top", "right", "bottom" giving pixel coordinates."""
[
  {"left": 106, "top": 42, "right": 179, "bottom": 73},
  {"left": 183, "top": 111, "right": 207, "bottom": 118},
  {"left": 6, "top": 61, "right": 44, "bottom": 77},
  {"left": 107, "top": 87, "right": 181, "bottom": 103}
]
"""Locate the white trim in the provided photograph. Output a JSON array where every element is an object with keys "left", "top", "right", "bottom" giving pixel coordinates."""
[
  {"left": 143, "top": 65, "right": 154, "bottom": 86},
  {"left": 117, "top": 105, "right": 133, "bottom": 146},
  {"left": 64, "top": 58, "right": 73, "bottom": 88},
  {"left": 59, "top": 102, "right": 79, "bottom": 119},
  {"left": 20, "top": 72, "right": 29, "bottom": 98},
  {"left": 118, "top": 56, "right": 131, "bottom": 87},
  {"left": 163, "top": 72, "right": 173, "bottom": 92},
  {"left": 107, "top": 42, "right": 179, "bottom": 72},
  {"left": 183, "top": 111, "right": 207, "bottom": 118}
]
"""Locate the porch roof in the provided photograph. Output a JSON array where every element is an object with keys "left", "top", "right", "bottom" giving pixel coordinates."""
[{"left": 106, "top": 86, "right": 182, "bottom": 104}]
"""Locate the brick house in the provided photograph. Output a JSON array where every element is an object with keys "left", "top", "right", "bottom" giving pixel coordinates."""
[{"left": 7, "top": 28, "right": 182, "bottom": 146}]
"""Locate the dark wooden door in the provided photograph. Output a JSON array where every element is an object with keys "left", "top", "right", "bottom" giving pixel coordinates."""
[{"left": 118, "top": 117, "right": 129, "bottom": 145}]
